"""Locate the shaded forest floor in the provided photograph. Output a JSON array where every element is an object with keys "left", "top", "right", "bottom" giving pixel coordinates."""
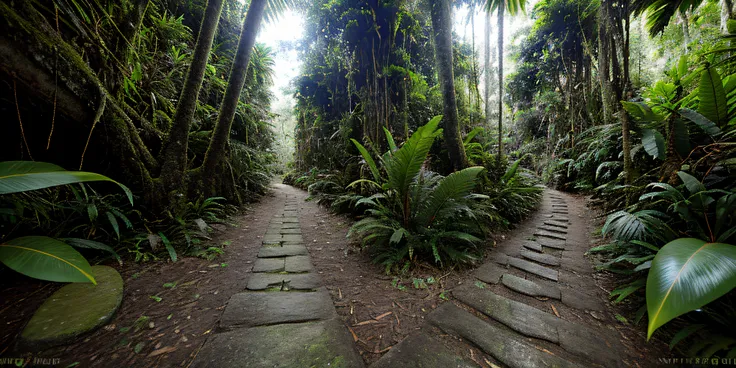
[{"left": 0, "top": 183, "right": 670, "bottom": 367}]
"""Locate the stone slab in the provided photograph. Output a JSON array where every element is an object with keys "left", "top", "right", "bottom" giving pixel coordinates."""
[
  {"left": 20, "top": 266, "right": 123, "bottom": 348},
  {"left": 501, "top": 274, "right": 561, "bottom": 299},
  {"left": 282, "top": 234, "right": 303, "bottom": 243},
  {"left": 546, "top": 216, "right": 570, "bottom": 223},
  {"left": 537, "top": 225, "right": 567, "bottom": 234},
  {"left": 473, "top": 263, "right": 505, "bottom": 284},
  {"left": 543, "top": 221, "right": 568, "bottom": 229},
  {"left": 521, "top": 241, "right": 543, "bottom": 252},
  {"left": 558, "top": 322, "right": 626, "bottom": 367},
  {"left": 252, "top": 258, "right": 285, "bottom": 273},
  {"left": 279, "top": 228, "right": 302, "bottom": 235},
  {"left": 285, "top": 255, "right": 314, "bottom": 273},
  {"left": 560, "top": 289, "right": 605, "bottom": 311},
  {"left": 191, "top": 318, "right": 364, "bottom": 368},
  {"left": 453, "top": 287, "right": 560, "bottom": 342},
  {"left": 428, "top": 303, "right": 584, "bottom": 368},
  {"left": 220, "top": 289, "right": 336, "bottom": 329},
  {"left": 371, "top": 331, "right": 475, "bottom": 368},
  {"left": 534, "top": 230, "right": 567, "bottom": 241},
  {"left": 281, "top": 222, "right": 301, "bottom": 229},
  {"left": 508, "top": 256, "right": 559, "bottom": 281},
  {"left": 520, "top": 249, "right": 561, "bottom": 266},
  {"left": 537, "top": 237, "right": 566, "bottom": 250},
  {"left": 246, "top": 273, "right": 321, "bottom": 291},
  {"left": 258, "top": 245, "right": 309, "bottom": 258},
  {"left": 282, "top": 217, "right": 299, "bottom": 223},
  {"left": 552, "top": 210, "right": 569, "bottom": 215}
]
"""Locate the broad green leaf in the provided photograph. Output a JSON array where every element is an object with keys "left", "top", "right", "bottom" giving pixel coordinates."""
[
  {"left": 383, "top": 127, "right": 397, "bottom": 153},
  {"left": 646, "top": 238, "right": 736, "bottom": 339},
  {"left": 677, "top": 171, "right": 705, "bottom": 194},
  {"left": 641, "top": 129, "right": 666, "bottom": 160},
  {"left": 679, "top": 109, "right": 722, "bottom": 137},
  {"left": 416, "top": 166, "right": 484, "bottom": 227},
  {"left": 673, "top": 119, "right": 691, "bottom": 157},
  {"left": 621, "top": 101, "right": 663, "bottom": 122},
  {"left": 677, "top": 55, "right": 688, "bottom": 80},
  {"left": 0, "top": 236, "right": 96, "bottom": 283},
  {"left": 0, "top": 161, "right": 133, "bottom": 205},
  {"left": 350, "top": 139, "right": 381, "bottom": 183},
  {"left": 389, "top": 228, "right": 407, "bottom": 245},
  {"left": 159, "top": 232, "right": 177, "bottom": 262},
  {"left": 463, "top": 127, "right": 485, "bottom": 146},
  {"left": 698, "top": 67, "right": 729, "bottom": 128},
  {"left": 62, "top": 238, "right": 122, "bottom": 265}
]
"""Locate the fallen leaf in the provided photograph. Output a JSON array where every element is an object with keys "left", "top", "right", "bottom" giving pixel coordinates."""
[
  {"left": 550, "top": 304, "right": 560, "bottom": 318},
  {"left": 374, "top": 312, "right": 392, "bottom": 320},
  {"left": 148, "top": 346, "right": 177, "bottom": 357}
]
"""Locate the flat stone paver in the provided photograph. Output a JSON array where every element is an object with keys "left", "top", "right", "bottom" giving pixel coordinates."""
[
  {"left": 191, "top": 318, "right": 363, "bottom": 368},
  {"left": 560, "top": 289, "right": 605, "bottom": 311},
  {"left": 246, "top": 273, "right": 321, "bottom": 291},
  {"left": 508, "top": 256, "right": 559, "bottom": 281},
  {"left": 258, "top": 245, "right": 308, "bottom": 258},
  {"left": 473, "top": 263, "right": 505, "bottom": 284},
  {"left": 537, "top": 225, "right": 567, "bottom": 234},
  {"left": 428, "top": 304, "right": 583, "bottom": 368},
  {"left": 279, "top": 228, "right": 302, "bottom": 234},
  {"left": 252, "top": 258, "right": 285, "bottom": 273},
  {"left": 285, "top": 255, "right": 314, "bottom": 273},
  {"left": 534, "top": 230, "right": 567, "bottom": 241},
  {"left": 543, "top": 220, "right": 568, "bottom": 228},
  {"left": 371, "top": 331, "right": 476, "bottom": 368},
  {"left": 501, "top": 273, "right": 561, "bottom": 299},
  {"left": 520, "top": 249, "right": 561, "bottom": 266},
  {"left": 281, "top": 234, "right": 303, "bottom": 243},
  {"left": 453, "top": 287, "right": 560, "bottom": 342},
  {"left": 558, "top": 322, "right": 626, "bottom": 367},
  {"left": 522, "top": 241, "right": 543, "bottom": 252},
  {"left": 537, "top": 237, "right": 566, "bottom": 250},
  {"left": 220, "top": 289, "right": 336, "bottom": 329}
]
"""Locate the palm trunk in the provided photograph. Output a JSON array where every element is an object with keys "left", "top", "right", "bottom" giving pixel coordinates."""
[
  {"left": 159, "top": 0, "right": 224, "bottom": 194},
  {"left": 201, "top": 0, "right": 267, "bottom": 189},
  {"left": 497, "top": 2, "right": 505, "bottom": 165},
  {"left": 430, "top": 0, "right": 468, "bottom": 171},
  {"left": 598, "top": 0, "right": 614, "bottom": 125},
  {"left": 484, "top": 10, "right": 492, "bottom": 129}
]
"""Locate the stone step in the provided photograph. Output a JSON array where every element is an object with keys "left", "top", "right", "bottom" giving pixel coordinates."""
[
  {"left": 544, "top": 214, "right": 570, "bottom": 222},
  {"left": 252, "top": 258, "right": 285, "bottom": 273},
  {"left": 191, "top": 318, "right": 364, "bottom": 368},
  {"left": 473, "top": 263, "right": 505, "bottom": 284},
  {"left": 520, "top": 249, "right": 561, "bottom": 266},
  {"left": 537, "top": 225, "right": 567, "bottom": 234},
  {"left": 552, "top": 210, "right": 569, "bottom": 215},
  {"left": 370, "top": 331, "right": 475, "bottom": 368},
  {"left": 501, "top": 273, "right": 561, "bottom": 299},
  {"left": 285, "top": 255, "right": 314, "bottom": 273},
  {"left": 428, "top": 303, "right": 583, "bottom": 368},
  {"left": 258, "top": 245, "right": 308, "bottom": 258},
  {"left": 246, "top": 273, "right": 321, "bottom": 291},
  {"left": 543, "top": 220, "right": 568, "bottom": 229},
  {"left": 537, "top": 237, "right": 566, "bottom": 250},
  {"left": 522, "top": 241, "right": 543, "bottom": 252},
  {"left": 453, "top": 287, "right": 560, "bottom": 342},
  {"left": 534, "top": 230, "right": 567, "bottom": 241},
  {"left": 220, "top": 289, "right": 337, "bottom": 329},
  {"left": 508, "top": 256, "right": 559, "bottom": 281}
]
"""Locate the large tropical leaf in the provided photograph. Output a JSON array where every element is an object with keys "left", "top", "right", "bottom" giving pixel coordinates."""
[
  {"left": 632, "top": 0, "right": 704, "bottom": 37},
  {"left": 416, "top": 166, "right": 485, "bottom": 227},
  {"left": 0, "top": 161, "right": 133, "bottom": 205},
  {"left": 0, "top": 236, "right": 96, "bottom": 283},
  {"left": 642, "top": 129, "right": 666, "bottom": 160},
  {"left": 679, "top": 109, "right": 722, "bottom": 137},
  {"left": 350, "top": 139, "right": 381, "bottom": 183},
  {"left": 698, "top": 67, "right": 729, "bottom": 128},
  {"left": 646, "top": 238, "right": 736, "bottom": 339},
  {"left": 385, "top": 116, "right": 442, "bottom": 200}
]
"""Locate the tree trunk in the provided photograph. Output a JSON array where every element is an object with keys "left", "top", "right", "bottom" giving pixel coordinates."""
[
  {"left": 722, "top": 0, "right": 735, "bottom": 33},
  {"left": 497, "top": 1, "right": 505, "bottom": 165},
  {"left": 159, "top": 0, "right": 224, "bottom": 195},
  {"left": 598, "top": 0, "right": 614, "bottom": 125},
  {"left": 484, "top": 10, "right": 493, "bottom": 129},
  {"left": 621, "top": 90, "right": 634, "bottom": 184},
  {"left": 430, "top": 0, "right": 468, "bottom": 171},
  {"left": 201, "top": 0, "right": 267, "bottom": 188},
  {"left": 679, "top": 10, "right": 691, "bottom": 50}
]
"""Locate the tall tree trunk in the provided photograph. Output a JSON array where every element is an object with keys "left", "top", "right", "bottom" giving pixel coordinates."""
[
  {"left": 201, "top": 0, "right": 267, "bottom": 189},
  {"left": 430, "top": 0, "right": 468, "bottom": 171},
  {"left": 159, "top": 0, "right": 224, "bottom": 194},
  {"left": 497, "top": 1, "right": 505, "bottom": 165},
  {"left": 598, "top": 0, "right": 614, "bottom": 125},
  {"left": 621, "top": 90, "right": 634, "bottom": 184},
  {"left": 484, "top": 10, "right": 492, "bottom": 129},
  {"left": 722, "top": 0, "right": 735, "bottom": 33},
  {"left": 679, "top": 10, "right": 691, "bottom": 50}
]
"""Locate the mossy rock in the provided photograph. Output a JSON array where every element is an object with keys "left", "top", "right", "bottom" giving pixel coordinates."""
[{"left": 20, "top": 266, "right": 123, "bottom": 348}]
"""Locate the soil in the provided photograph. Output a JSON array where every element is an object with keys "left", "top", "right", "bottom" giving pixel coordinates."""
[{"left": 0, "top": 183, "right": 670, "bottom": 367}]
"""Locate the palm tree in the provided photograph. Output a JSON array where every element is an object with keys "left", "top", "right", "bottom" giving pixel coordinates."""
[
  {"left": 159, "top": 0, "right": 224, "bottom": 195},
  {"left": 484, "top": 0, "right": 527, "bottom": 166},
  {"left": 631, "top": 0, "right": 703, "bottom": 37},
  {"left": 430, "top": 0, "right": 468, "bottom": 171}
]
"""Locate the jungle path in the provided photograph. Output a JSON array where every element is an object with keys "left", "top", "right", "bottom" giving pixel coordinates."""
[{"left": 190, "top": 185, "right": 660, "bottom": 367}]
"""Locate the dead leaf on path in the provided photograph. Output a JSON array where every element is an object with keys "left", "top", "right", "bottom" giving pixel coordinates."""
[
  {"left": 550, "top": 304, "right": 560, "bottom": 318},
  {"left": 374, "top": 312, "right": 392, "bottom": 320},
  {"left": 338, "top": 288, "right": 343, "bottom": 299},
  {"left": 148, "top": 346, "right": 177, "bottom": 357},
  {"left": 347, "top": 326, "right": 359, "bottom": 342},
  {"left": 378, "top": 346, "right": 392, "bottom": 353}
]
